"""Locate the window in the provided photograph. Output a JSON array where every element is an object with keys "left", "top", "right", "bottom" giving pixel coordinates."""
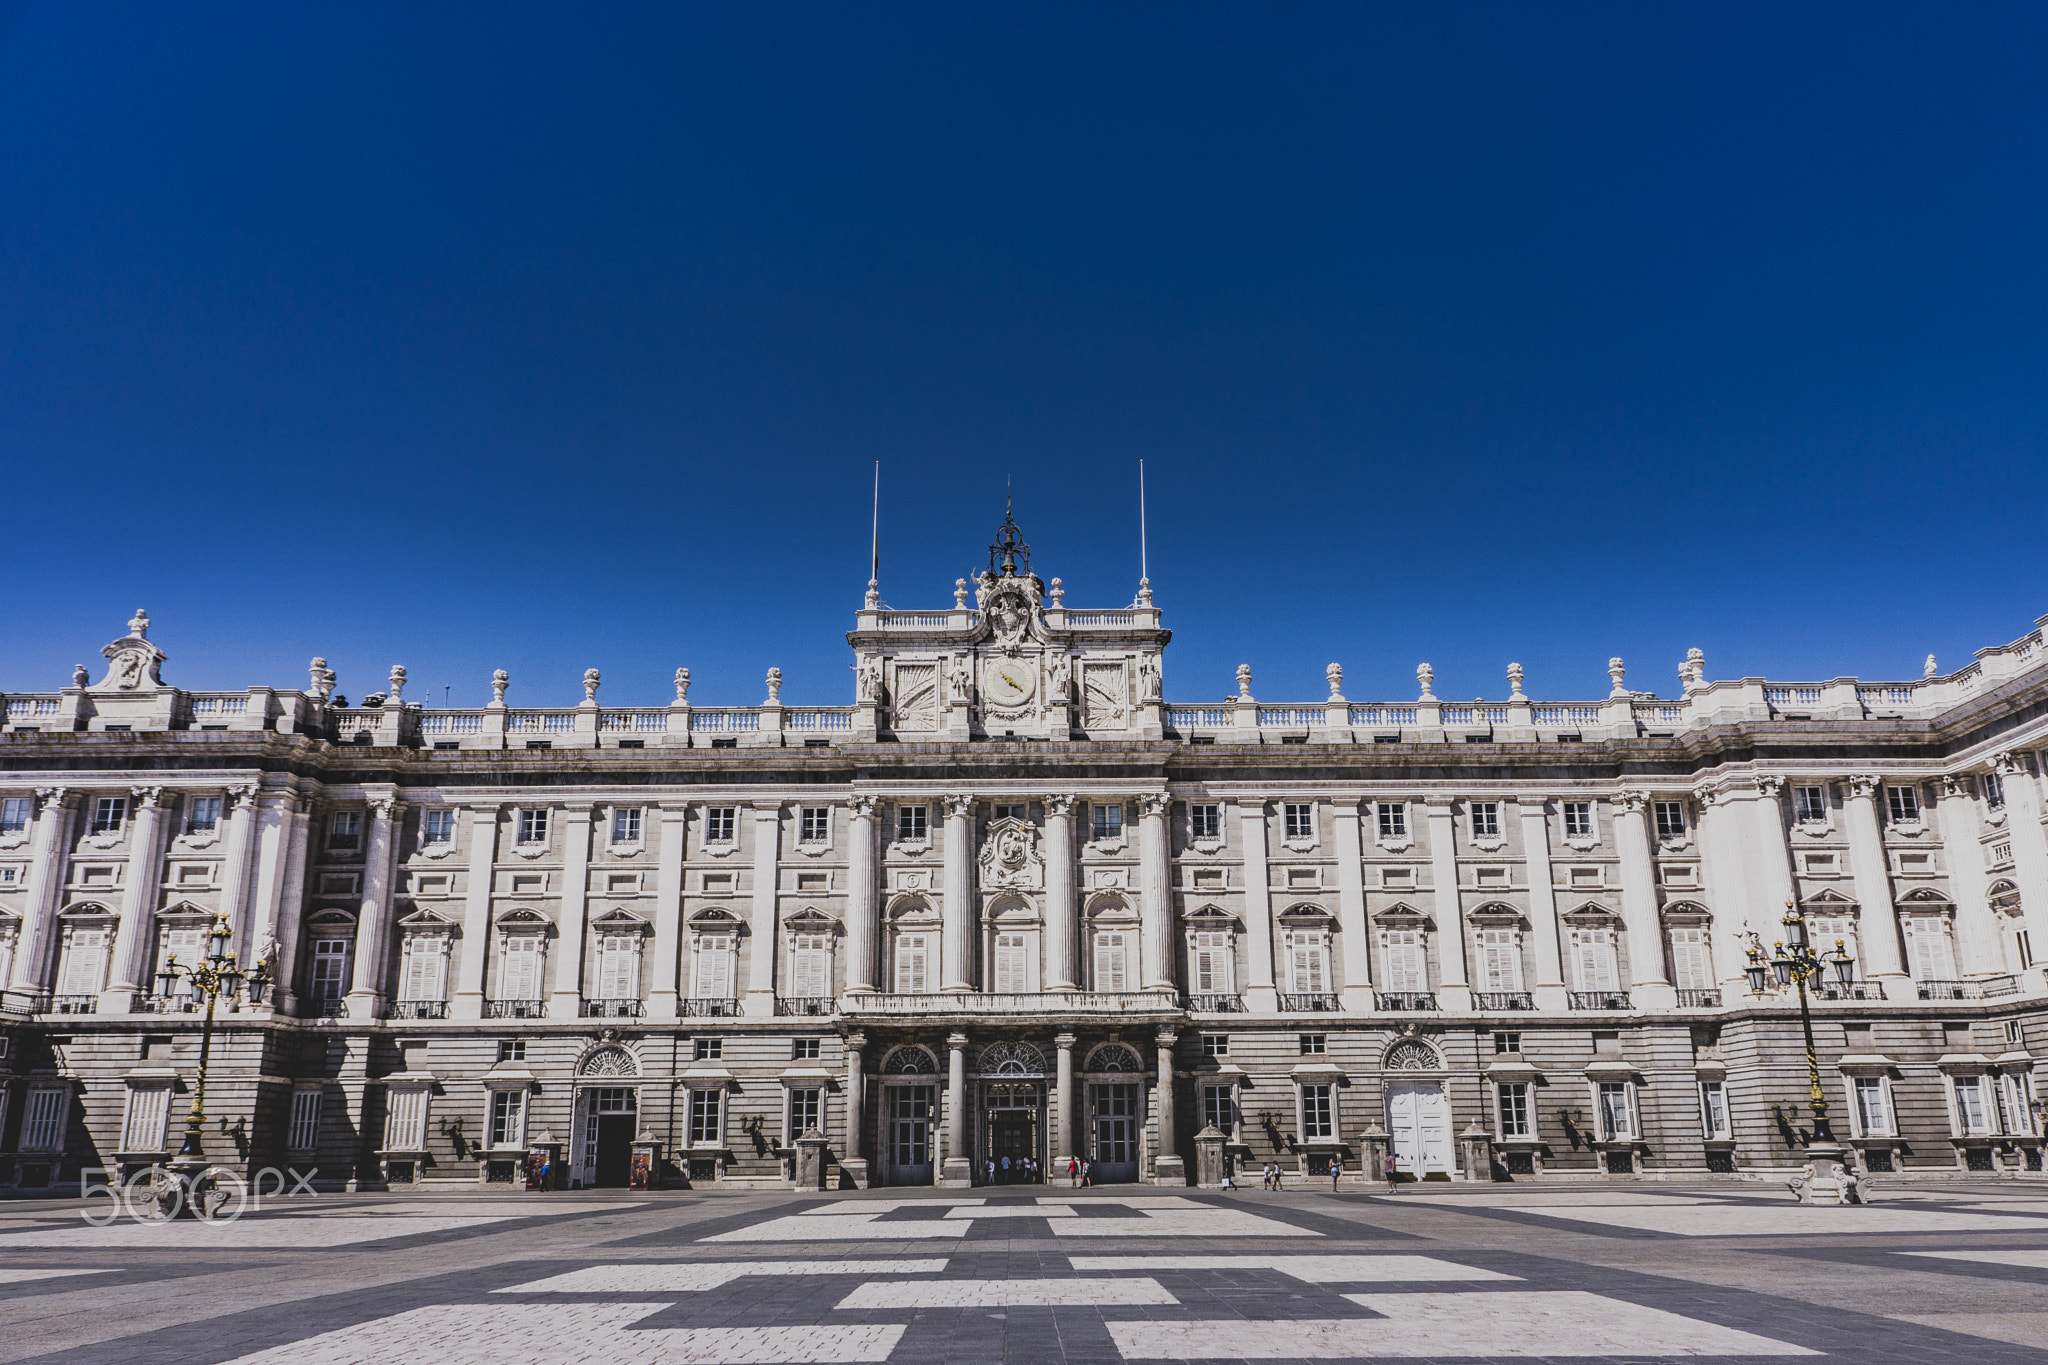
[
  {"left": 788, "top": 1087, "right": 822, "bottom": 1140},
  {"left": 1984, "top": 772, "right": 2006, "bottom": 810},
  {"left": 895, "top": 804, "right": 926, "bottom": 843},
  {"left": 1794, "top": 786, "right": 1827, "bottom": 823},
  {"left": 612, "top": 807, "right": 644, "bottom": 844},
  {"left": 384, "top": 1088, "right": 428, "bottom": 1150},
  {"left": 1952, "top": 1075, "right": 1990, "bottom": 1134},
  {"left": 497, "top": 1040, "right": 527, "bottom": 1062},
  {"left": 1469, "top": 802, "right": 1500, "bottom": 838},
  {"left": 1298, "top": 1033, "right": 1326, "bottom": 1055},
  {"left": 489, "top": 1090, "right": 526, "bottom": 1148},
  {"left": 1669, "top": 928, "right": 1713, "bottom": 992},
  {"left": 799, "top": 807, "right": 830, "bottom": 843},
  {"left": 123, "top": 1086, "right": 171, "bottom": 1152},
  {"left": 1300, "top": 1084, "right": 1335, "bottom": 1140},
  {"left": 1191, "top": 804, "right": 1221, "bottom": 840},
  {"left": 21, "top": 1088, "right": 66, "bottom": 1151},
  {"left": 185, "top": 797, "right": 221, "bottom": 835},
  {"left": 1091, "top": 802, "right": 1124, "bottom": 842},
  {"left": 1653, "top": 801, "right": 1686, "bottom": 840},
  {"left": 288, "top": 1090, "right": 323, "bottom": 1150},
  {"left": 688, "top": 1088, "right": 723, "bottom": 1146},
  {"left": 517, "top": 808, "right": 549, "bottom": 845},
  {"left": 893, "top": 932, "right": 929, "bottom": 993},
  {"left": 1093, "top": 930, "right": 1130, "bottom": 991},
  {"left": 789, "top": 933, "right": 830, "bottom": 997},
  {"left": 992, "top": 932, "right": 1029, "bottom": 993},
  {"left": 1853, "top": 1077, "right": 1892, "bottom": 1136},
  {"left": 793, "top": 1037, "right": 822, "bottom": 1060},
  {"left": 1382, "top": 930, "right": 1427, "bottom": 992},
  {"left": 499, "top": 935, "right": 543, "bottom": 1001},
  {"left": 1597, "top": 1081, "right": 1635, "bottom": 1140},
  {"left": 399, "top": 936, "right": 448, "bottom": 1003},
  {"left": 693, "top": 933, "right": 736, "bottom": 1000},
  {"left": 1192, "top": 931, "right": 1234, "bottom": 996},
  {"left": 1377, "top": 802, "right": 1407, "bottom": 839},
  {"left": 327, "top": 809, "right": 359, "bottom": 849},
  {"left": 694, "top": 1037, "right": 723, "bottom": 1060},
  {"left": 0, "top": 797, "right": 30, "bottom": 834},
  {"left": 1570, "top": 928, "right": 1619, "bottom": 992},
  {"left": 598, "top": 935, "right": 641, "bottom": 1000},
  {"left": 1202, "top": 1084, "right": 1236, "bottom": 1137},
  {"left": 1284, "top": 804, "right": 1315, "bottom": 840},
  {"left": 307, "top": 939, "right": 349, "bottom": 1001},
  {"left": 1906, "top": 922, "right": 1956, "bottom": 982},
  {"left": 1477, "top": 929, "right": 1522, "bottom": 992},
  {"left": 158, "top": 926, "right": 206, "bottom": 995},
  {"left": 1562, "top": 801, "right": 1593, "bottom": 838},
  {"left": 1287, "top": 930, "right": 1329, "bottom": 995},
  {"left": 1202, "top": 1034, "right": 1230, "bottom": 1057},
  {"left": 1808, "top": 917, "right": 1858, "bottom": 976},
  {"left": 1493, "top": 1031, "right": 1521, "bottom": 1054},
  {"left": 991, "top": 803, "right": 1027, "bottom": 822},
  {"left": 1887, "top": 785, "right": 1921, "bottom": 823},
  {"left": 422, "top": 809, "right": 455, "bottom": 845},
  {"left": 1497, "top": 1082, "right": 1531, "bottom": 1138},
  {"left": 1699, "top": 1081, "right": 1730, "bottom": 1140},
  {"left": 705, "top": 806, "right": 738, "bottom": 843},
  {"left": 92, "top": 797, "right": 128, "bottom": 835}
]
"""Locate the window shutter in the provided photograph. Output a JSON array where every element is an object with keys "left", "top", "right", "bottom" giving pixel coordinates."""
[
  {"left": 993, "top": 933, "right": 1027, "bottom": 994},
  {"left": 1669, "top": 928, "right": 1711, "bottom": 991},
  {"left": 895, "top": 934, "right": 927, "bottom": 994},
  {"left": 1572, "top": 930, "right": 1617, "bottom": 991},
  {"left": 1095, "top": 932, "right": 1128, "bottom": 991},
  {"left": 1479, "top": 929, "right": 1520, "bottom": 991},
  {"left": 160, "top": 928, "right": 206, "bottom": 994},
  {"left": 1810, "top": 917, "right": 1858, "bottom": 969},
  {"left": 1384, "top": 931, "right": 1424, "bottom": 992},
  {"left": 600, "top": 936, "right": 639, "bottom": 998},
  {"left": 123, "top": 1087, "right": 170, "bottom": 1151},
  {"left": 501, "top": 937, "right": 540, "bottom": 1000},
  {"left": 1289, "top": 932, "right": 1326, "bottom": 994},
  {"left": 791, "top": 934, "right": 828, "bottom": 997},
  {"left": 1906, "top": 924, "right": 1953, "bottom": 981},
  {"left": 60, "top": 930, "right": 108, "bottom": 996},
  {"left": 1194, "top": 931, "right": 1231, "bottom": 994},
  {"left": 401, "top": 939, "right": 435, "bottom": 1001},
  {"left": 695, "top": 935, "right": 734, "bottom": 999}
]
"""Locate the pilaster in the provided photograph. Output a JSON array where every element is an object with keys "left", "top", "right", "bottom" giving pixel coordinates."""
[
  {"left": 1235, "top": 798, "right": 1278, "bottom": 1013},
  {"left": 1424, "top": 797, "right": 1471, "bottom": 1008},
  {"left": 1613, "top": 790, "right": 1674, "bottom": 1009},
  {"left": 1331, "top": 799, "right": 1373, "bottom": 1008},
  {"left": 1843, "top": 775, "right": 1907, "bottom": 984}
]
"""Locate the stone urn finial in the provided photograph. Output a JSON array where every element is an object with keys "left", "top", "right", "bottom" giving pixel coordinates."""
[
  {"left": 765, "top": 667, "right": 783, "bottom": 703},
  {"left": 674, "top": 667, "right": 691, "bottom": 703},
  {"left": 1326, "top": 662, "right": 1344, "bottom": 701},
  {"left": 1235, "top": 664, "right": 1253, "bottom": 700},
  {"left": 1506, "top": 662, "right": 1525, "bottom": 700},
  {"left": 490, "top": 669, "right": 510, "bottom": 706},
  {"left": 1608, "top": 657, "right": 1627, "bottom": 697},
  {"left": 1416, "top": 663, "right": 1435, "bottom": 701},
  {"left": 388, "top": 664, "right": 407, "bottom": 701},
  {"left": 583, "top": 668, "right": 601, "bottom": 704}
]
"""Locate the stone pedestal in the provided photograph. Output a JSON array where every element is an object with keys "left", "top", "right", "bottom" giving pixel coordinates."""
[
  {"left": 794, "top": 1128, "right": 827, "bottom": 1190},
  {"left": 1153, "top": 1154, "right": 1187, "bottom": 1187},
  {"left": 839, "top": 1156, "right": 870, "bottom": 1190},
  {"left": 1460, "top": 1124, "right": 1494, "bottom": 1183},
  {"left": 1790, "top": 1144, "right": 1864, "bottom": 1205},
  {"left": 1194, "top": 1125, "right": 1228, "bottom": 1189},
  {"left": 939, "top": 1156, "right": 973, "bottom": 1188},
  {"left": 1359, "top": 1121, "right": 1388, "bottom": 1186}
]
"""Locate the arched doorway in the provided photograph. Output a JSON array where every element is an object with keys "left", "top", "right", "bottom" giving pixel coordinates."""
[
  {"left": 1084, "top": 1043, "right": 1144, "bottom": 1183},
  {"left": 1381, "top": 1039, "right": 1451, "bottom": 1180},
  {"left": 977, "top": 1042, "right": 1048, "bottom": 1184},
  {"left": 573, "top": 1045, "right": 640, "bottom": 1188},
  {"left": 880, "top": 1045, "right": 939, "bottom": 1186}
]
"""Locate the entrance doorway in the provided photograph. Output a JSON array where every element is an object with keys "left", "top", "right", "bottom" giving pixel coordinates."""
[
  {"left": 1089, "top": 1083, "right": 1139, "bottom": 1183},
  {"left": 580, "top": 1087, "right": 637, "bottom": 1188},
  {"left": 981, "top": 1082, "right": 1043, "bottom": 1184},
  {"left": 1385, "top": 1081, "right": 1451, "bottom": 1180},
  {"left": 886, "top": 1085, "right": 935, "bottom": 1186}
]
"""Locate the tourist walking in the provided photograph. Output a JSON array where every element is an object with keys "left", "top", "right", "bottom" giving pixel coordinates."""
[
  {"left": 1068, "top": 1156, "right": 1080, "bottom": 1187},
  {"left": 1330, "top": 1156, "right": 1343, "bottom": 1192},
  {"left": 1384, "top": 1150, "right": 1399, "bottom": 1193}
]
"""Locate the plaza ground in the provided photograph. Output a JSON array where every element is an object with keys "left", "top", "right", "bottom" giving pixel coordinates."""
[{"left": 2, "top": 1181, "right": 2047, "bottom": 1362}]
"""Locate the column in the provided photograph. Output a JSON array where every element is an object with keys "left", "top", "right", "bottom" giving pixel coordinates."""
[
  {"left": 647, "top": 803, "right": 688, "bottom": 1019},
  {"left": 242, "top": 791, "right": 293, "bottom": 978},
  {"left": 941, "top": 795, "right": 975, "bottom": 993},
  {"left": 1692, "top": 784, "right": 1754, "bottom": 990},
  {"left": 1744, "top": 777, "right": 1798, "bottom": 932},
  {"left": 1424, "top": 797, "right": 1470, "bottom": 1009},
  {"left": 549, "top": 804, "right": 595, "bottom": 1016},
  {"left": 845, "top": 797, "right": 879, "bottom": 993},
  {"left": 8, "top": 788, "right": 75, "bottom": 997},
  {"left": 269, "top": 800, "right": 313, "bottom": 1011},
  {"left": 216, "top": 785, "right": 260, "bottom": 965},
  {"left": 1992, "top": 751, "right": 2048, "bottom": 988},
  {"left": 451, "top": 804, "right": 501, "bottom": 1020},
  {"left": 746, "top": 802, "right": 783, "bottom": 1016},
  {"left": 1043, "top": 796, "right": 1078, "bottom": 989},
  {"left": 1054, "top": 1031, "right": 1077, "bottom": 1167},
  {"left": 345, "top": 793, "right": 402, "bottom": 1018},
  {"left": 1331, "top": 799, "right": 1372, "bottom": 1008},
  {"left": 1613, "top": 791, "right": 1674, "bottom": 1009},
  {"left": 101, "top": 786, "right": 168, "bottom": 1013},
  {"left": 1937, "top": 777, "right": 2002, "bottom": 977},
  {"left": 844, "top": 1031, "right": 867, "bottom": 1165},
  {"left": 1235, "top": 799, "right": 1278, "bottom": 1012},
  {"left": 1843, "top": 776, "right": 1907, "bottom": 984},
  {"left": 1153, "top": 1028, "right": 1184, "bottom": 1185},
  {"left": 1139, "top": 795, "right": 1173, "bottom": 993},
  {"left": 1518, "top": 797, "right": 1568, "bottom": 1010},
  {"left": 941, "top": 1031, "right": 971, "bottom": 1185}
]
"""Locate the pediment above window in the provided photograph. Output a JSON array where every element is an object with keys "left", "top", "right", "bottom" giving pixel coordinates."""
[
  {"left": 1467, "top": 901, "right": 1524, "bottom": 927},
  {"left": 493, "top": 906, "right": 554, "bottom": 931},
  {"left": 782, "top": 907, "right": 839, "bottom": 934},
  {"left": 1659, "top": 900, "right": 1712, "bottom": 925},
  {"left": 589, "top": 907, "right": 652, "bottom": 935},
  {"left": 1370, "top": 901, "right": 1430, "bottom": 927}
]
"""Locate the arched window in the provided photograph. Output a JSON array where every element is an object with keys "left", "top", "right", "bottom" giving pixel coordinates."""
[
  {"left": 1383, "top": 1039, "right": 1441, "bottom": 1071},
  {"left": 1087, "top": 1043, "right": 1142, "bottom": 1073},
  {"left": 883, "top": 1045, "right": 938, "bottom": 1075}
]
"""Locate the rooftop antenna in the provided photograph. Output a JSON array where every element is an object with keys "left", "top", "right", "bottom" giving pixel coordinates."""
[
  {"left": 1137, "top": 459, "right": 1153, "bottom": 606},
  {"left": 865, "top": 461, "right": 881, "bottom": 608}
]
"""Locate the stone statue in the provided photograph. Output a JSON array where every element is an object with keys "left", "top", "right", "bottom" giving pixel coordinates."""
[
  {"left": 1924, "top": 653, "right": 1939, "bottom": 679},
  {"left": 1139, "top": 655, "right": 1162, "bottom": 703},
  {"left": 765, "top": 667, "right": 783, "bottom": 704},
  {"left": 948, "top": 657, "right": 972, "bottom": 705},
  {"left": 1416, "top": 663, "right": 1435, "bottom": 701},
  {"left": 583, "top": 668, "right": 602, "bottom": 704},
  {"left": 1047, "top": 653, "right": 1071, "bottom": 701},
  {"left": 855, "top": 655, "right": 882, "bottom": 703},
  {"left": 128, "top": 608, "right": 150, "bottom": 639},
  {"left": 71, "top": 664, "right": 89, "bottom": 688},
  {"left": 674, "top": 667, "right": 691, "bottom": 703}
]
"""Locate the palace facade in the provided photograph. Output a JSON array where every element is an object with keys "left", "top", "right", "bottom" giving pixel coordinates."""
[{"left": 0, "top": 513, "right": 2043, "bottom": 1192}]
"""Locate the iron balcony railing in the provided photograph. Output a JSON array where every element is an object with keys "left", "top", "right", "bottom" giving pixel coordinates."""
[
  {"left": 307, "top": 998, "right": 347, "bottom": 1017},
  {"left": 1673, "top": 989, "right": 1722, "bottom": 1008},
  {"left": 1475, "top": 992, "right": 1534, "bottom": 1010},
  {"left": 1186, "top": 993, "right": 1247, "bottom": 1013},
  {"left": 681, "top": 997, "right": 739, "bottom": 1017},
  {"left": 1568, "top": 991, "right": 1633, "bottom": 1010},
  {"left": 583, "top": 999, "right": 644, "bottom": 1018},
  {"left": 485, "top": 999, "right": 547, "bottom": 1019},
  {"left": 47, "top": 995, "right": 99, "bottom": 1015},
  {"left": 1280, "top": 992, "right": 1341, "bottom": 1012},
  {"left": 391, "top": 1000, "right": 447, "bottom": 1019},
  {"left": 775, "top": 996, "right": 836, "bottom": 1016},
  {"left": 1375, "top": 991, "right": 1437, "bottom": 1011},
  {"left": 135, "top": 994, "right": 200, "bottom": 1014},
  {"left": 1814, "top": 981, "right": 1885, "bottom": 1001}
]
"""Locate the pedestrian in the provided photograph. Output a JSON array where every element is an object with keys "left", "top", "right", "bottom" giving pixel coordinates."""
[
  {"left": 1384, "top": 1150, "right": 1399, "bottom": 1193},
  {"left": 1220, "top": 1162, "right": 1235, "bottom": 1192},
  {"left": 1081, "top": 1160, "right": 1093, "bottom": 1188},
  {"left": 1261, "top": 1162, "right": 1275, "bottom": 1192},
  {"left": 1068, "top": 1156, "right": 1079, "bottom": 1187},
  {"left": 1330, "top": 1157, "right": 1342, "bottom": 1192},
  {"left": 1273, "top": 1163, "right": 1285, "bottom": 1192},
  {"left": 538, "top": 1159, "right": 551, "bottom": 1191},
  {"left": 985, "top": 1158, "right": 995, "bottom": 1186}
]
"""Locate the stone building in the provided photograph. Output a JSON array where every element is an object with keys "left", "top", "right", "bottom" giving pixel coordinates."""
[{"left": 0, "top": 513, "right": 2043, "bottom": 1192}]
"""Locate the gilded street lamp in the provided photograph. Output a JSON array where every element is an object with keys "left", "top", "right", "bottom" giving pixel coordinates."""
[
  {"left": 1745, "top": 900, "right": 1854, "bottom": 1146},
  {"left": 154, "top": 915, "right": 273, "bottom": 1161}
]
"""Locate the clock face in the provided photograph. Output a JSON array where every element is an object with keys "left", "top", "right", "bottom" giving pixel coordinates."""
[{"left": 983, "top": 660, "right": 1037, "bottom": 707}]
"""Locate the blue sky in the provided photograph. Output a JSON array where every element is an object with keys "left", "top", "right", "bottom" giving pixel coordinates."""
[{"left": 3, "top": 4, "right": 2045, "bottom": 708}]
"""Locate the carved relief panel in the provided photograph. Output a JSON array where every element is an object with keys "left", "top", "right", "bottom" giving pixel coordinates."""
[
  {"left": 892, "top": 663, "right": 939, "bottom": 733},
  {"left": 1082, "top": 661, "right": 1129, "bottom": 732}
]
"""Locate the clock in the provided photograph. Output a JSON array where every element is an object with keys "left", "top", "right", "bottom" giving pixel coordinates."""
[{"left": 983, "top": 661, "right": 1037, "bottom": 707}]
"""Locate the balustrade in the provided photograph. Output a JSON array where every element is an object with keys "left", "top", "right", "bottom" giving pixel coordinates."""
[
  {"left": 774, "top": 996, "right": 836, "bottom": 1016},
  {"left": 418, "top": 713, "right": 484, "bottom": 734},
  {"left": 690, "top": 710, "right": 759, "bottom": 732},
  {"left": 1673, "top": 989, "right": 1721, "bottom": 1008},
  {"left": 391, "top": 1001, "right": 447, "bottom": 1019},
  {"left": 599, "top": 711, "right": 665, "bottom": 732},
  {"left": 786, "top": 709, "right": 853, "bottom": 731}
]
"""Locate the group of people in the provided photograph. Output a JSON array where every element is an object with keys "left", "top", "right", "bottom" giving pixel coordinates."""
[
  {"left": 981, "top": 1155, "right": 1042, "bottom": 1184},
  {"left": 1225, "top": 1151, "right": 1402, "bottom": 1193}
]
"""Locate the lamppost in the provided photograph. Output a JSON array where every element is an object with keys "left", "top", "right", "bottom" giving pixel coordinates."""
[
  {"left": 1746, "top": 900, "right": 1858, "bottom": 1201},
  {"left": 155, "top": 915, "right": 271, "bottom": 1172}
]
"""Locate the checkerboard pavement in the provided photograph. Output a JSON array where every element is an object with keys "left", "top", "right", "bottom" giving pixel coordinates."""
[{"left": 3, "top": 1183, "right": 2048, "bottom": 1363}]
